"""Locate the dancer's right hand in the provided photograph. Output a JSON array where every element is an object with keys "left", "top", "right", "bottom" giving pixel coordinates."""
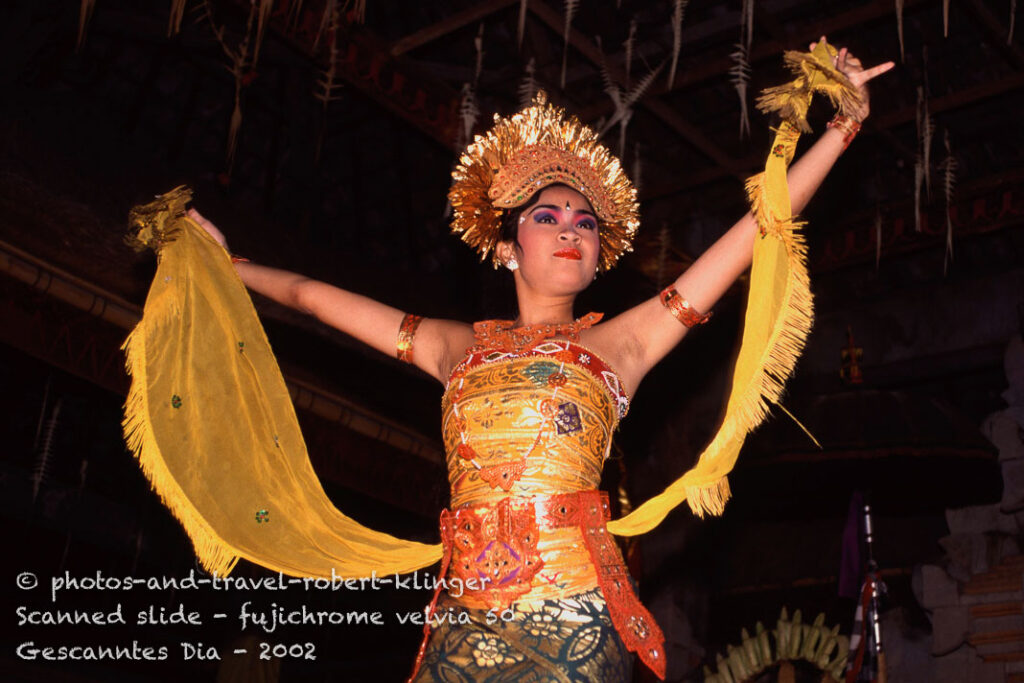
[{"left": 187, "top": 208, "right": 228, "bottom": 251}]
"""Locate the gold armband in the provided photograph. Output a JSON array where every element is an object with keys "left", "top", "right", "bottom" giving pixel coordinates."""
[
  {"left": 659, "top": 286, "right": 711, "bottom": 328},
  {"left": 827, "top": 114, "right": 861, "bottom": 153},
  {"left": 396, "top": 314, "right": 424, "bottom": 363}
]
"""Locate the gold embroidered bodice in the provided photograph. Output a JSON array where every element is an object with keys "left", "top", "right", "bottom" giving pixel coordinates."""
[
  {"left": 442, "top": 313, "right": 629, "bottom": 507},
  {"left": 442, "top": 341, "right": 629, "bottom": 508},
  {"left": 439, "top": 314, "right": 631, "bottom": 604}
]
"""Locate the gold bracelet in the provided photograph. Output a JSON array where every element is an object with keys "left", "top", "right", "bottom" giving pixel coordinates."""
[
  {"left": 659, "top": 286, "right": 711, "bottom": 328},
  {"left": 827, "top": 114, "right": 862, "bottom": 152},
  {"left": 396, "top": 313, "right": 424, "bottom": 363}
]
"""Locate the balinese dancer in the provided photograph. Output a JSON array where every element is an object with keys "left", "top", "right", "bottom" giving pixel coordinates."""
[{"left": 122, "top": 40, "right": 893, "bottom": 681}]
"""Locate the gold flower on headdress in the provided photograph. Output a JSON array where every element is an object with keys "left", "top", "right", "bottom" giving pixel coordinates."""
[{"left": 448, "top": 91, "right": 640, "bottom": 271}]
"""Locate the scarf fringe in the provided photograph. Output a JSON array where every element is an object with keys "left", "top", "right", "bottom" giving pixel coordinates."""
[
  {"left": 681, "top": 218, "right": 813, "bottom": 519},
  {"left": 684, "top": 477, "right": 732, "bottom": 519},
  {"left": 756, "top": 49, "right": 862, "bottom": 133},
  {"left": 121, "top": 292, "right": 240, "bottom": 577},
  {"left": 756, "top": 82, "right": 814, "bottom": 133},
  {"left": 609, "top": 43, "right": 858, "bottom": 530}
]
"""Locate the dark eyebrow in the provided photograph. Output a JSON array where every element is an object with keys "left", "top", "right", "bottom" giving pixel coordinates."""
[
  {"left": 528, "top": 204, "right": 559, "bottom": 215},
  {"left": 528, "top": 204, "right": 597, "bottom": 218}
]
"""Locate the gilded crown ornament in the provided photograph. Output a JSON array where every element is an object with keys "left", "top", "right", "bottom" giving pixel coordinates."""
[{"left": 448, "top": 91, "right": 640, "bottom": 272}]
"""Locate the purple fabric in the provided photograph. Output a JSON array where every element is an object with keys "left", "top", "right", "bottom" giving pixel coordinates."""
[{"left": 839, "top": 491, "right": 863, "bottom": 599}]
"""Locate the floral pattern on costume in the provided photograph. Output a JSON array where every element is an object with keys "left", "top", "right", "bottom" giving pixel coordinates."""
[{"left": 412, "top": 589, "right": 631, "bottom": 683}]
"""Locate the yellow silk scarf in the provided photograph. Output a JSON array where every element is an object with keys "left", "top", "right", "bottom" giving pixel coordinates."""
[{"left": 123, "top": 43, "right": 859, "bottom": 577}]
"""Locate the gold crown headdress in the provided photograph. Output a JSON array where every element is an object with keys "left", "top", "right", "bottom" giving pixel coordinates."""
[{"left": 448, "top": 91, "right": 640, "bottom": 272}]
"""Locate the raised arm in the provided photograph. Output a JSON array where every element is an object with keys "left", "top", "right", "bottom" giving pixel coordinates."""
[
  {"left": 187, "top": 209, "right": 472, "bottom": 384},
  {"left": 597, "top": 43, "right": 894, "bottom": 394}
]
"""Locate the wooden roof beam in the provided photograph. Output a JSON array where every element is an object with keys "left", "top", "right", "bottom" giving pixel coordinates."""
[
  {"left": 528, "top": 0, "right": 746, "bottom": 178},
  {"left": 0, "top": 239, "right": 443, "bottom": 464},
  {"left": 579, "top": 0, "right": 931, "bottom": 130},
  {"left": 642, "top": 71, "right": 1024, "bottom": 202},
  {"left": 390, "top": 0, "right": 518, "bottom": 57},
  {"left": 663, "top": 0, "right": 932, "bottom": 94},
  {"left": 224, "top": 0, "right": 463, "bottom": 148},
  {"left": 962, "top": 0, "right": 1024, "bottom": 72},
  {"left": 873, "top": 72, "right": 1024, "bottom": 129}
]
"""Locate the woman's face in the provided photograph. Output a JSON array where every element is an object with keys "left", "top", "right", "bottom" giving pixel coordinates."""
[{"left": 505, "top": 185, "right": 600, "bottom": 296}]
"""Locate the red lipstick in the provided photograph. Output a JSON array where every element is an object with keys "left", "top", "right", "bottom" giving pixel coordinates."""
[{"left": 554, "top": 248, "right": 582, "bottom": 260}]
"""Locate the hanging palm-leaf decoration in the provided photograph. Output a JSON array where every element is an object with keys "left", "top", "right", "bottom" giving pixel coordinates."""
[
  {"left": 667, "top": 0, "right": 690, "bottom": 89},
  {"left": 730, "top": 43, "right": 752, "bottom": 139},
  {"left": 314, "top": 0, "right": 338, "bottom": 51},
  {"left": 561, "top": 0, "right": 579, "bottom": 89},
  {"left": 457, "top": 83, "right": 479, "bottom": 151},
  {"left": 597, "top": 46, "right": 630, "bottom": 160},
  {"left": 33, "top": 376, "right": 52, "bottom": 453},
  {"left": 313, "top": 1, "right": 343, "bottom": 165},
  {"left": 518, "top": 0, "right": 529, "bottom": 49},
  {"left": 916, "top": 85, "right": 934, "bottom": 198},
  {"left": 623, "top": 19, "right": 637, "bottom": 87},
  {"left": 58, "top": 459, "right": 90, "bottom": 572},
  {"left": 76, "top": 0, "right": 97, "bottom": 52},
  {"left": 59, "top": 529, "right": 74, "bottom": 571},
  {"left": 251, "top": 0, "right": 274, "bottom": 67},
  {"left": 345, "top": 0, "right": 367, "bottom": 24},
  {"left": 287, "top": 0, "right": 306, "bottom": 31},
  {"left": 730, "top": 0, "right": 754, "bottom": 139},
  {"left": 1010, "top": 0, "right": 1018, "bottom": 44},
  {"left": 741, "top": 0, "right": 754, "bottom": 52},
  {"left": 632, "top": 141, "right": 642, "bottom": 195},
  {"left": 32, "top": 398, "right": 62, "bottom": 505},
  {"left": 199, "top": 0, "right": 259, "bottom": 181},
  {"left": 168, "top": 0, "right": 187, "bottom": 37},
  {"left": 474, "top": 23, "right": 485, "bottom": 86},
  {"left": 225, "top": 42, "right": 253, "bottom": 177},
  {"left": 923, "top": 47, "right": 934, "bottom": 197},
  {"left": 598, "top": 42, "right": 663, "bottom": 160},
  {"left": 896, "top": 0, "right": 906, "bottom": 61},
  {"left": 913, "top": 155, "right": 924, "bottom": 233},
  {"left": 941, "top": 129, "right": 957, "bottom": 274},
  {"left": 518, "top": 58, "right": 538, "bottom": 109},
  {"left": 922, "top": 104, "right": 934, "bottom": 199}
]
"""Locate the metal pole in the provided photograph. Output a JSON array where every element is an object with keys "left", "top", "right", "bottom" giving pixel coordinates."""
[{"left": 863, "top": 503, "right": 887, "bottom": 683}]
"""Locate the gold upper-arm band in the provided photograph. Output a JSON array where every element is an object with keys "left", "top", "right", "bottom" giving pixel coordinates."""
[
  {"left": 396, "top": 313, "right": 424, "bottom": 363},
  {"left": 659, "top": 286, "right": 711, "bottom": 328}
]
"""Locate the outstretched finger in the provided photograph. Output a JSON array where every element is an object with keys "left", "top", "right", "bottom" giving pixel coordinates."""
[{"left": 858, "top": 61, "right": 896, "bottom": 83}]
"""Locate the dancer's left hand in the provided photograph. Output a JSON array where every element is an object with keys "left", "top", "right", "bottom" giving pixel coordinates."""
[{"left": 811, "top": 36, "right": 895, "bottom": 121}]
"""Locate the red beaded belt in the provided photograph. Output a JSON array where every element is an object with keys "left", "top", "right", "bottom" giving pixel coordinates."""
[{"left": 408, "top": 490, "right": 665, "bottom": 680}]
